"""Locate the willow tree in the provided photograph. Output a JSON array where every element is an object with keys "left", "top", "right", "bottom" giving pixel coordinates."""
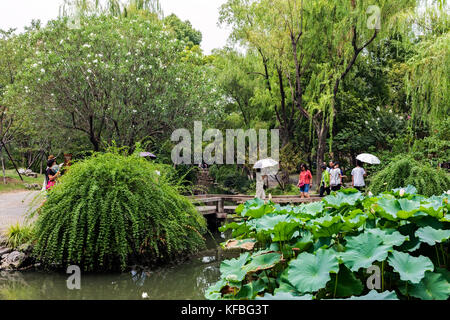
[
  {"left": 405, "top": 3, "right": 449, "bottom": 134},
  {"left": 221, "top": 0, "right": 418, "bottom": 185}
]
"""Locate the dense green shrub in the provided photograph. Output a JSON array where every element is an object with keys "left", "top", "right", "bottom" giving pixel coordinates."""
[
  {"left": 369, "top": 157, "right": 450, "bottom": 196},
  {"left": 32, "top": 152, "right": 207, "bottom": 271}
]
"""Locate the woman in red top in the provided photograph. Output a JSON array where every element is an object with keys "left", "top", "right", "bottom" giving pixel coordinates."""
[{"left": 297, "top": 164, "right": 312, "bottom": 198}]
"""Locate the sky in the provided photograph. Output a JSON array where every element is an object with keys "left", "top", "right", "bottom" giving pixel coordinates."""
[{"left": 0, "top": 0, "right": 231, "bottom": 54}]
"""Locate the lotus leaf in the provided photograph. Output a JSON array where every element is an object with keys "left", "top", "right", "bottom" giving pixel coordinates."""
[
  {"left": 415, "top": 226, "right": 450, "bottom": 246},
  {"left": 323, "top": 191, "right": 363, "bottom": 208},
  {"left": 255, "top": 292, "right": 313, "bottom": 300},
  {"left": 220, "top": 252, "right": 250, "bottom": 282},
  {"left": 341, "top": 232, "right": 392, "bottom": 272},
  {"left": 343, "top": 290, "right": 398, "bottom": 300},
  {"left": 235, "top": 279, "right": 266, "bottom": 299},
  {"left": 243, "top": 251, "right": 282, "bottom": 273},
  {"left": 224, "top": 239, "right": 257, "bottom": 251},
  {"left": 287, "top": 248, "right": 339, "bottom": 293},
  {"left": 366, "top": 228, "right": 409, "bottom": 247},
  {"left": 388, "top": 250, "right": 434, "bottom": 283},
  {"left": 407, "top": 272, "right": 450, "bottom": 300}
]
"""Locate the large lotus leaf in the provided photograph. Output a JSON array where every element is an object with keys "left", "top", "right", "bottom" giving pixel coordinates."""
[
  {"left": 219, "top": 222, "right": 251, "bottom": 238},
  {"left": 415, "top": 226, "right": 450, "bottom": 246},
  {"left": 245, "top": 197, "right": 265, "bottom": 207},
  {"left": 253, "top": 214, "right": 294, "bottom": 232},
  {"left": 242, "top": 203, "right": 275, "bottom": 218},
  {"left": 235, "top": 203, "right": 245, "bottom": 215},
  {"left": 312, "top": 215, "right": 343, "bottom": 227},
  {"left": 205, "top": 279, "right": 227, "bottom": 300},
  {"left": 342, "top": 210, "right": 367, "bottom": 231},
  {"left": 376, "top": 198, "right": 401, "bottom": 221},
  {"left": 287, "top": 248, "right": 339, "bottom": 293},
  {"left": 407, "top": 271, "right": 450, "bottom": 300},
  {"left": 291, "top": 231, "right": 314, "bottom": 252},
  {"left": 235, "top": 279, "right": 266, "bottom": 300},
  {"left": 255, "top": 292, "right": 313, "bottom": 300},
  {"left": 220, "top": 252, "right": 250, "bottom": 282},
  {"left": 388, "top": 250, "right": 434, "bottom": 284},
  {"left": 341, "top": 232, "right": 392, "bottom": 272},
  {"left": 311, "top": 222, "right": 344, "bottom": 238},
  {"left": 273, "top": 204, "right": 293, "bottom": 215},
  {"left": 325, "top": 265, "right": 364, "bottom": 298},
  {"left": 419, "top": 196, "right": 444, "bottom": 218},
  {"left": 298, "top": 201, "right": 324, "bottom": 217},
  {"left": 271, "top": 221, "right": 299, "bottom": 242},
  {"left": 343, "top": 290, "right": 398, "bottom": 300},
  {"left": 397, "top": 198, "right": 421, "bottom": 218},
  {"left": 376, "top": 198, "right": 420, "bottom": 220},
  {"left": 243, "top": 251, "right": 282, "bottom": 273},
  {"left": 323, "top": 191, "right": 363, "bottom": 208},
  {"left": 392, "top": 185, "right": 417, "bottom": 196},
  {"left": 223, "top": 239, "right": 257, "bottom": 251},
  {"left": 366, "top": 228, "right": 409, "bottom": 247}
]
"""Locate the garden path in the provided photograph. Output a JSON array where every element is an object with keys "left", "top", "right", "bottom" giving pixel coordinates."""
[{"left": 0, "top": 191, "right": 40, "bottom": 234}]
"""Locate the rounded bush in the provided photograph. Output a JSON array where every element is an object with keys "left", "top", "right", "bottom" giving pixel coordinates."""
[
  {"left": 369, "top": 156, "right": 450, "bottom": 196},
  {"left": 32, "top": 152, "right": 207, "bottom": 271}
]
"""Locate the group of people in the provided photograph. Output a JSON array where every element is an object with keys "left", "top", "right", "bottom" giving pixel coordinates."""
[
  {"left": 297, "top": 160, "right": 367, "bottom": 197},
  {"left": 43, "top": 153, "right": 72, "bottom": 191}
]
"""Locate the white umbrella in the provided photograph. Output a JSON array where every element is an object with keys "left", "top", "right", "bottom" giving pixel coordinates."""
[
  {"left": 253, "top": 158, "right": 278, "bottom": 169},
  {"left": 356, "top": 153, "right": 381, "bottom": 165}
]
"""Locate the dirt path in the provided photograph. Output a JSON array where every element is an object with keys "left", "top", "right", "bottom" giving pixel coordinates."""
[{"left": 0, "top": 191, "right": 41, "bottom": 234}]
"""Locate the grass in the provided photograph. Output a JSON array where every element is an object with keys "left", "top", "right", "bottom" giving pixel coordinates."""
[
  {"left": 0, "top": 169, "right": 44, "bottom": 193},
  {"left": 5, "top": 222, "right": 35, "bottom": 249}
]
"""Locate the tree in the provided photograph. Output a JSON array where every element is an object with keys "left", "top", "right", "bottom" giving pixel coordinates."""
[
  {"left": 6, "top": 15, "right": 220, "bottom": 151},
  {"left": 220, "top": 0, "right": 418, "bottom": 186}
]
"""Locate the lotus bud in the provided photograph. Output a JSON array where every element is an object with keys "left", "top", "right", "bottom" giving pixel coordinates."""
[{"left": 399, "top": 188, "right": 406, "bottom": 197}]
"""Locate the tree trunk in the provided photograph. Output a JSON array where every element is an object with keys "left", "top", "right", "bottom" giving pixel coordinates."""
[
  {"left": 1, "top": 148, "right": 6, "bottom": 184},
  {"left": 315, "top": 124, "right": 328, "bottom": 190}
]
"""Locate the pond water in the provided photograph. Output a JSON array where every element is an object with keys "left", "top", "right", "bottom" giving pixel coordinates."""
[{"left": 0, "top": 231, "right": 233, "bottom": 300}]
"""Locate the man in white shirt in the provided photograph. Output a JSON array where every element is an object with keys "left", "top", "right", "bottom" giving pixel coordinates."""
[{"left": 352, "top": 160, "right": 367, "bottom": 191}]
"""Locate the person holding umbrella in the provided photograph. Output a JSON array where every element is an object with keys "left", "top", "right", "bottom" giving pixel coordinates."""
[{"left": 253, "top": 158, "right": 278, "bottom": 200}]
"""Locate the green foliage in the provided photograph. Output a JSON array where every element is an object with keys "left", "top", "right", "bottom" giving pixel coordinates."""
[
  {"left": 209, "top": 165, "right": 251, "bottom": 194},
  {"left": 208, "top": 188, "right": 450, "bottom": 300},
  {"left": 32, "top": 151, "right": 207, "bottom": 271},
  {"left": 5, "top": 223, "right": 35, "bottom": 249},
  {"left": 369, "top": 156, "right": 450, "bottom": 197}
]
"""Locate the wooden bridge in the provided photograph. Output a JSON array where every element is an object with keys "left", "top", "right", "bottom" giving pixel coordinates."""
[{"left": 190, "top": 194, "right": 321, "bottom": 219}]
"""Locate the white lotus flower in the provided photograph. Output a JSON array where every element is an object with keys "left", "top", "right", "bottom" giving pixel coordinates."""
[
  {"left": 368, "top": 191, "right": 374, "bottom": 197},
  {"left": 399, "top": 188, "right": 406, "bottom": 197}
]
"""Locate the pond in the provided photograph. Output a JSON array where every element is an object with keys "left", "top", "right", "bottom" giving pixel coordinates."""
[{"left": 0, "top": 231, "right": 233, "bottom": 300}]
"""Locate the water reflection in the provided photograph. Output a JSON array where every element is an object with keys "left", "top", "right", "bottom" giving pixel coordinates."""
[{"left": 0, "top": 232, "right": 231, "bottom": 300}]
